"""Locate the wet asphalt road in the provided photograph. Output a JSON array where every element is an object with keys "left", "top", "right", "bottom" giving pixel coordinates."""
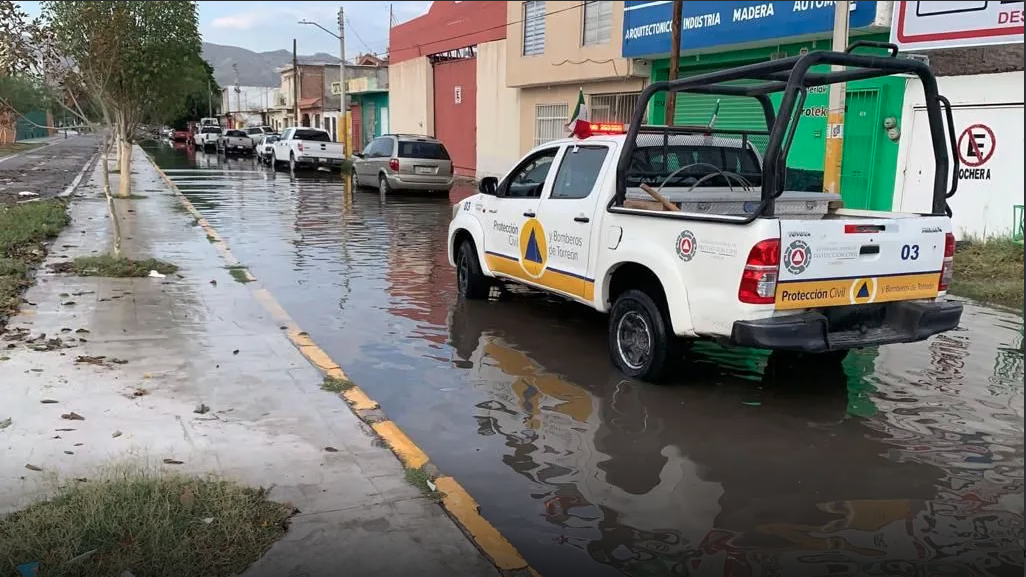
[
  {"left": 146, "top": 142, "right": 1024, "bottom": 577},
  {"left": 0, "top": 134, "right": 98, "bottom": 204}
]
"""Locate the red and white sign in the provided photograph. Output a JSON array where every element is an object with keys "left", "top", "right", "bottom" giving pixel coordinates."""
[
  {"left": 891, "top": 1, "right": 1025, "bottom": 51},
  {"left": 957, "top": 124, "right": 996, "bottom": 167}
]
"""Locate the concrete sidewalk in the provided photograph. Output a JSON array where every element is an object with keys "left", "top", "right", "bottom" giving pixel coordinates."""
[{"left": 0, "top": 146, "right": 500, "bottom": 576}]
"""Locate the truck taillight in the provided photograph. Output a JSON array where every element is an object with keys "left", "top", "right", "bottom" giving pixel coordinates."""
[
  {"left": 738, "top": 239, "right": 780, "bottom": 305},
  {"left": 389, "top": 158, "right": 399, "bottom": 171},
  {"left": 297, "top": 142, "right": 304, "bottom": 152},
  {"left": 938, "top": 232, "right": 955, "bottom": 292}
]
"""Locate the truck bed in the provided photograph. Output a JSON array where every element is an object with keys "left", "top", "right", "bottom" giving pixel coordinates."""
[{"left": 624, "top": 187, "right": 842, "bottom": 220}]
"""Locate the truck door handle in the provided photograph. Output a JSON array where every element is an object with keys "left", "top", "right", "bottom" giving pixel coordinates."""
[
  {"left": 574, "top": 216, "right": 590, "bottom": 223},
  {"left": 523, "top": 211, "right": 535, "bottom": 218}
]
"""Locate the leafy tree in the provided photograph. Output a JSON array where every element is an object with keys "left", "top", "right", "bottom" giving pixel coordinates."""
[
  {"left": 41, "top": 1, "right": 203, "bottom": 197},
  {"left": 164, "top": 55, "right": 221, "bottom": 130}
]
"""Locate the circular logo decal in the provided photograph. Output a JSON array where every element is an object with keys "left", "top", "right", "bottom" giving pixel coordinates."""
[
  {"left": 783, "top": 240, "right": 812, "bottom": 275},
  {"left": 849, "top": 277, "right": 878, "bottom": 305},
  {"left": 519, "top": 218, "right": 548, "bottom": 279},
  {"left": 676, "top": 230, "right": 697, "bottom": 262}
]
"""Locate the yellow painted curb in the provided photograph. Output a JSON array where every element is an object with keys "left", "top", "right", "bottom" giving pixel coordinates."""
[
  {"left": 435, "top": 476, "right": 528, "bottom": 571},
  {"left": 371, "top": 420, "right": 429, "bottom": 469},
  {"left": 141, "top": 150, "right": 536, "bottom": 575}
]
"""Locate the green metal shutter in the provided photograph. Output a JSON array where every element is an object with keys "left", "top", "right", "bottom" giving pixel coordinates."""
[{"left": 673, "top": 77, "right": 769, "bottom": 152}]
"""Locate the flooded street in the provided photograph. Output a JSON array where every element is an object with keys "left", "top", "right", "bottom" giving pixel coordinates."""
[{"left": 146, "top": 142, "right": 1024, "bottom": 577}]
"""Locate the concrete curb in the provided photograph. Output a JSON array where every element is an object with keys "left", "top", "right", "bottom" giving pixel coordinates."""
[
  {"left": 57, "top": 150, "right": 100, "bottom": 198},
  {"left": 140, "top": 147, "right": 540, "bottom": 577}
]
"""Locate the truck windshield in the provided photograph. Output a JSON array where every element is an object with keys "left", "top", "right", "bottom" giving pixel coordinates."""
[
  {"left": 201, "top": 127, "right": 222, "bottom": 134},
  {"left": 627, "top": 143, "right": 762, "bottom": 188},
  {"left": 294, "top": 129, "right": 331, "bottom": 142}
]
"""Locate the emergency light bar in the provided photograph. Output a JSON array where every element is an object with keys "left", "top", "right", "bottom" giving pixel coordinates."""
[{"left": 586, "top": 122, "right": 626, "bottom": 135}]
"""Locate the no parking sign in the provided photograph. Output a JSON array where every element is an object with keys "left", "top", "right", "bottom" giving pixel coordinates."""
[{"left": 957, "top": 123, "right": 996, "bottom": 181}]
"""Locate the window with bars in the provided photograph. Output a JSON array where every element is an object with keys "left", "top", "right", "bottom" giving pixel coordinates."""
[
  {"left": 589, "top": 92, "right": 641, "bottom": 124},
  {"left": 582, "top": 1, "right": 612, "bottom": 46},
  {"left": 523, "top": 1, "right": 546, "bottom": 56},
  {"left": 535, "top": 103, "right": 568, "bottom": 147}
]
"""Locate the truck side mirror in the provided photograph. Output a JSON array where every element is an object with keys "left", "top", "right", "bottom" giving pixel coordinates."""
[{"left": 479, "top": 176, "right": 498, "bottom": 196}]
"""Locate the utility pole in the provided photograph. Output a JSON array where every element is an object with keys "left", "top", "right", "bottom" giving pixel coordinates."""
[
  {"left": 823, "top": 0, "right": 850, "bottom": 195},
  {"left": 338, "top": 6, "right": 352, "bottom": 192},
  {"left": 292, "top": 38, "right": 300, "bottom": 127},
  {"left": 664, "top": 0, "right": 683, "bottom": 126},
  {"left": 337, "top": 7, "right": 347, "bottom": 143}
]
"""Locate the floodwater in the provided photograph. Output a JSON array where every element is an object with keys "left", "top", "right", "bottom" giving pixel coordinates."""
[{"left": 146, "top": 142, "right": 1024, "bottom": 577}]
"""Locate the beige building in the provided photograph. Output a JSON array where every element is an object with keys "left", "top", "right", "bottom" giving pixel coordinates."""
[{"left": 506, "top": 1, "right": 650, "bottom": 155}]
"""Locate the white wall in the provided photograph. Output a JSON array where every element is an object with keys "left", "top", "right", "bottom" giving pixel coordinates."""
[
  {"left": 475, "top": 40, "right": 521, "bottom": 180},
  {"left": 388, "top": 58, "right": 433, "bottom": 136},
  {"left": 894, "top": 72, "right": 1024, "bottom": 239}
]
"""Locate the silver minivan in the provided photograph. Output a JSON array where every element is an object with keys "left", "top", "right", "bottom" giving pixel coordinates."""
[{"left": 352, "top": 134, "right": 454, "bottom": 194}]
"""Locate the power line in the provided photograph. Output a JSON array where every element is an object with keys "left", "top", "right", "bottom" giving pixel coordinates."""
[
  {"left": 345, "top": 16, "right": 379, "bottom": 56},
  {"left": 386, "top": 2, "right": 587, "bottom": 56}
]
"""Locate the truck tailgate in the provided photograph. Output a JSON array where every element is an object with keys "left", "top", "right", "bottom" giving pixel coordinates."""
[
  {"left": 775, "top": 217, "right": 949, "bottom": 310},
  {"left": 300, "top": 141, "right": 342, "bottom": 158}
]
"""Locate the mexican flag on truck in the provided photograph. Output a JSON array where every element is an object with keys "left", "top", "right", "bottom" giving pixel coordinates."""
[{"left": 566, "top": 88, "right": 592, "bottom": 139}]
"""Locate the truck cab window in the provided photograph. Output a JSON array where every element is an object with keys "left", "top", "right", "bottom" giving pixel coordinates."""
[
  {"left": 550, "top": 146, "right": 609, "bottom": 199},
  {"left": 503, "top": 148, "right": 558, "bottom": 198}
]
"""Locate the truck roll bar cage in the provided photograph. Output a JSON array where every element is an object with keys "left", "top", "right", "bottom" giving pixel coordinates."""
[{"left": 612, "top": 42, "right": 959, "bottom": 224}]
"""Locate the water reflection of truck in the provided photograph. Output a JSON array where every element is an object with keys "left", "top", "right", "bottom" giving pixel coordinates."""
[{"left": 447, "top": 298, "right": 969, "bottom": 576}]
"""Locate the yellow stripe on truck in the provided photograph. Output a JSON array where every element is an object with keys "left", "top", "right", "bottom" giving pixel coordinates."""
[
  {"left": 775, "top": 272, "right": 941, "bottom": 310},
  {"left": 485, "top": 252, "right": 595, "bottom": 301}
]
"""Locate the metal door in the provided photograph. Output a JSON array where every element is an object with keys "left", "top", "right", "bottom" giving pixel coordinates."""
[
  {"left": 840, "top": 89, "right": 882, "bottom": 209},
  {"left": 432, "top": 56, "right": 477, "bottom": 177}
]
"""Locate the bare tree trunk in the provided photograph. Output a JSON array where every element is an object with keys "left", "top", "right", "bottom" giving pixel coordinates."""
[
  {"left": 101, "top": 128, "right": 122, "bottom": 257},
  {"left": 117, "top": 136, "right": 132, "bottom": 197}
]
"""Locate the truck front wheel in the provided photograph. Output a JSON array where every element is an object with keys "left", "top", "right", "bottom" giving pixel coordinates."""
[
  {"left": 456, "top": 240, "right": 490, "bottom": 300},
  {"left": 609, "top": 289, "right": 672, "bottom": 382}
]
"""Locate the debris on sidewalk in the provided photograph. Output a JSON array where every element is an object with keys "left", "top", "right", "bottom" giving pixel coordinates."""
[
  {"left": 17, "top": 191, "right": 38, "bottom": 198},
  {"left": 60, "top": 411, "right": 85, "bottom": 421},
  {"left": 148, "top": 270, "right": 166, "bottom": 278},
  {"left": 193, "top": 403, "right": 210, "bottom": 414}
]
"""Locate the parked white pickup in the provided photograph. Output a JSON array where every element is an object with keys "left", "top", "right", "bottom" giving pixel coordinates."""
[{"left": 271, "top": 128, "right": 345, "bottom": 172}]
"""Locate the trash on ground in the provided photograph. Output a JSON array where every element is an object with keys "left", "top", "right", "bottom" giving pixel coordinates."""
[
  {"left": 148, "top": 270, "right": 166, "bottom": 278},
  {"left": 162, "top": 458, "right": 184, "bottom": 465},
  {"left": 24, "top": 464, "right": 42, "bottom": 472},
  {"left": 193, "top": 403, "right": 210, "bottom": 414},
  {"left": 17, "top": 191, "right": 38, "bottom": 197},
  {"left": 61, "top": 411, "right": 85, "bottom": 420},
  {"left": 111, "top": 430, "right": 123, "bottom": 438},
  {"left": 0, "top": 417, "right": 11, "bottom": 430}
]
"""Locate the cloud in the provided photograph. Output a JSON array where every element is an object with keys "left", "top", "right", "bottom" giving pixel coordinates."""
[{"left": 210, "top": 11, "right": 272, "bottom": 31}]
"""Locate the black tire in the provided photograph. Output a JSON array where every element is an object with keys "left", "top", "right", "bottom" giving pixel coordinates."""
[
  {"left": 609, "top": 289, "right": 673, "bottom": 382},
  {"left": 378, "top": 174, "right": 392, "bottom": 195},
  {"left": 289, "top": 153, "right": 297, "bottom": 172},
  {"left": 352, "top": 170, "right": 362, "bottom": 189},
  {"left": 272, "top": 152, "right": 285, "bottom": 171},
  {"left": 456, "top": 240, "right": 490, "bottom": 300}
]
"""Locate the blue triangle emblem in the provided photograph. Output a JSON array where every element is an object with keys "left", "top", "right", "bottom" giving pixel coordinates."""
[
  {"left": 856, "top": 282, "right": 870, "bottom": 299},
  {"left": 525, "top": 230, "right": 543, "bottom": 264}
]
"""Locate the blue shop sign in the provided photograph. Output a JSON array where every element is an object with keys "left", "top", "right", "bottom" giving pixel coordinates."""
[{"left": 623, "top": 1, "right": 879, "bottom": 58}]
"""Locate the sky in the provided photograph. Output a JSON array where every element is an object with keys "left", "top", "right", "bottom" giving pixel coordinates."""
[{"left": 17, "top": 1, "right": 433, "bottom": 59}]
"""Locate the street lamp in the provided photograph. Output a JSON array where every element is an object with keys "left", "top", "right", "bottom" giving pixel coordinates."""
[{"left": 298, "top": 16, "right": 346, "bottom": 140}]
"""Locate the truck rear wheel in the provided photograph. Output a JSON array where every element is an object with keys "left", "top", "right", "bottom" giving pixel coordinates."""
[
  {"left": 609, "top": 289, "right": 672, "bottom": 382},
  {"left": 456, "top": 240, "right": 490, "bottom": 300}
]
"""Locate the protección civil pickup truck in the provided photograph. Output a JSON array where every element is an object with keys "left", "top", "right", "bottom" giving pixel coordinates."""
[{"left": 448, "top": 42, "right": 965, "bottom": 382}]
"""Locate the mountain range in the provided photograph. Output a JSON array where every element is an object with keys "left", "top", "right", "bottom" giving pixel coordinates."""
[{"left": 202, "top": 42, "right": 341, "bottom": 88}]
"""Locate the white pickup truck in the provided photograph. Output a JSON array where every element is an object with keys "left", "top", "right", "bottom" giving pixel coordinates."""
[
  {"left": 271, "top": 127, "right": 345, "bottom": 172},
  {"left": 448, "top": 44, "right": 964, "bottom": 382},
  {"left": 196, "top": 125, "right": 222, "bottom": 153}
]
